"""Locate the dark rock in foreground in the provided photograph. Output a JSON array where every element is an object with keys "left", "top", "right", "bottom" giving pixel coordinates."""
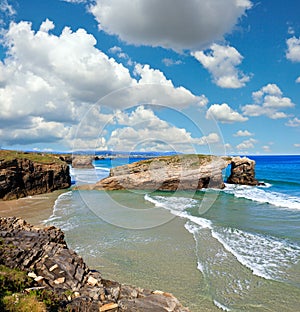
[
  {"left": 0, "top": 158, "right": 71, "bottom": 200},
  {"left": 227, "top": 156, "right": 259, "bottom": 186},
  {"left": 0, "top": 217, "right": 190, "bottom": 312},
  {"left": 78, "top": 154, "right": 259, "bottom": 192}
]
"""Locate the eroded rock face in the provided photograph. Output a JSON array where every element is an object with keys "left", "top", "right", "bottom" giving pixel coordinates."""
[
  {"left": 72, "top": 156, "right": 94, "bottom": 169},
  {"left": 0, "top": 217, "right": 190, "bottom": 312},
  {"left": 93, "top": 155, "right": 230, "bottom": 191},
  {"left": 0, "top": 159, "right": 71, "bottom": 200},
  {"left": 227, "top": 156, "right": 259, "bottom": 186}
]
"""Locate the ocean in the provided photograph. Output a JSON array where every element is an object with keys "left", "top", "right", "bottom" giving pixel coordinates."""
[{"left": 44, "top": 155, "right": 300, "bottom": 311}]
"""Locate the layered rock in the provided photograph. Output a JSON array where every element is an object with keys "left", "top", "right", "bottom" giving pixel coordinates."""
[
  {"left": 0, "top": 158, "right": 71, "bottom": 200},
  {"left": 90, "top": 155, "right": 231, "bottom": 191},
  {"left": 72, "top": 156, "right": 94, "bottom": 169},
  {"left": 227, "top": 156, "right": 259, "bottom": 186},
  {"left": 0, "top": 217, "right": 189, "bottom": 312},
  {"left": 80, "top": 154, "right": 258, "bottom": 192}
]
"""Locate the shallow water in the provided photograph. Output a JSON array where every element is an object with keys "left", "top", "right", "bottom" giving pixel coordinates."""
[{"left": 45, "top": 156, "right": 300, "bottom": 311}]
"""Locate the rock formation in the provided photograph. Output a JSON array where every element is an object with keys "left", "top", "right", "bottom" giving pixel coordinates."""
[
  {"left": 0, "top": 158, "right": 71, "bottom": 200},
  {"left": 72, "top": 156, "right": 94, "bottom": 169},
  {"left": 227, "top": 156, "right": 259, "bottom": 186},
  {"left": 90, "top": 155, "right": 230, "bottom": 191},
  {"left": 0, "top": 217, "right": 190, "bottom": 312},
  {"left": 78, "top": 154, "right": 258, "bottom": 192}
]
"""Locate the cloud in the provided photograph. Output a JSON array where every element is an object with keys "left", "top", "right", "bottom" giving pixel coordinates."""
[
  {"left": 0, "top": 0, "right": 16, "bottom": 16},
  {"left": 105, "top": 106, "right": 220, "bottom": 152},
  {"left": 262, "top": 145, "right": 271, "bottom": 153},
  {"left": 294, "top": 143, "right": 300, "bottom": 148},
  {"left": 108, "top": 45, "right": 133, "bottom": 65},
  {"left": 286, "top": 37, "right": 300, "bottom": 83},
  {"left": 234, "top": 130, "right": 253, "bottom": 137},
  {"left": 0, "top": 0, "right": 16, "bottom": 26},
  {"left": 192, "top": 44, "right": 251, "bottom": 88},
  {"left": 242, "top": 84, "right": 295, "bottom": 119},
  {"left": 162, "top": 58, "right": 183, "bottom": 67},
  {"left": 0, "top": 117, "right": 68, "bottom": 145},
  {"left": 132, "top": 64, "right": 206, "bottom": 108},
  {"left": 286, "top": 117, "right": 300, "bottom": 127},
  {"left": 206, "top": 103, "right": 248, "bottom": 123},
  {"left": 236, "top": 138, "right": 257, "bottom": 150},
  {"left": 286, "top": 36, "right": 300, "bottom": 62},
  {"left": 89, "top": 0, "right": 252, "bottom": 51},
  {"left": 288, "top": 27, "right": 295, "bottom": 35},
  {"left": 0, "top": 20, "right": 203, "bottom": 148}
]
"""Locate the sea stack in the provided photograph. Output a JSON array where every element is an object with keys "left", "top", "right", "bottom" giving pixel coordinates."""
[
  {"left": 78, "top": 154, "right": 259, "bottom": 192},
  {"left": 227, "top": 156, "right": 259, "bottom": 186}
]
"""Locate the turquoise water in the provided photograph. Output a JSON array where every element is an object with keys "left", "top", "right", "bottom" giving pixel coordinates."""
[{"left": 45, "top": 155, "right": 300, "bottom": 311}]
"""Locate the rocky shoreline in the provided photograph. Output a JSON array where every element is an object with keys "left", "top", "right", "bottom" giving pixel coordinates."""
[
  {"left": 78, "top": 155, "right": 259, "bottom": 191},
  {"left": 0, "top": 154, "right": 71, "bottom": 201},
  {"left": 0, "top": 217, "right": 190, "bottom": 312}
]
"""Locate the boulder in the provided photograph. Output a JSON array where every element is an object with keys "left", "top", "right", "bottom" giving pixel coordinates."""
[
  {"left": 72, "top": 156, "right": 94, "bottom": 169},
  {"left": 227, "top": 156, "right": 259, "bottom": 186}
]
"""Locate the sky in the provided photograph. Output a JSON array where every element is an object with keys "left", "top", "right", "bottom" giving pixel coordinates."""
[{"left": 0, "top": 0, "right": 299, "bottom": 155}]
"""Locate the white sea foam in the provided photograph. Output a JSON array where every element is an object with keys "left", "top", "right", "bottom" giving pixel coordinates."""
[
  {"left": 144, "top": 194, "right": 197, "bottom": 211},
  {"left": 94, "top": 167, "right": 110, "bottom": 172},
  {"left": 43, "top": 191, "right": 73, "bottom": 226},
  {"left": 213, "top": 300, "right": 231, "bottom": 311},
  {"left": 224, "top": 183, "right": 300, "bottom": 210},
  {"left": 71, "top": 166, "right": 110, "bottom": 185},
  {"left": 145, "top": 193, "right": 300, "bottom": 283},
  {"left": 211, "top": 228, "right": 300, "bottom": 280}
]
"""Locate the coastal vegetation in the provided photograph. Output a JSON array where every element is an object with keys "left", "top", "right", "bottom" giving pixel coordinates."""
[
  {"left": 0, "top": 265, "right": 61, "bottom": 312},
  {"left": 0, "top": 150, "right": 66, "bottom": 165}
]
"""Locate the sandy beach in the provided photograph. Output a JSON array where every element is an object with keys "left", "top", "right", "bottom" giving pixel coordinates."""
[{"left": 0, "top": 190, "right": 66, "bottom": 226}]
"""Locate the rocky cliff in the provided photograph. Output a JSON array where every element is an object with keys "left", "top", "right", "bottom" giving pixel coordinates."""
[
  {"left": 227, "top": 156, "right": 259, "bottom": 186},
  {"left": 80, "top": 154, "right": 258, "bottom": 192},
  {"left": 0, "top": 217, "right": 189, "bottom": 312},
  {"left": 0, "top": 156, "right": 71, "bottom": 200}
]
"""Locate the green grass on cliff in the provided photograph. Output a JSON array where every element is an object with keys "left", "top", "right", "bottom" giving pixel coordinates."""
[
  {"left": 130, "top": 154, "right": 215, "bottom": 168},
  {"left": 0, "top": 265, "right": 63, "bottom": 312},
  {"left": 0, "top": 150, "right": 65, "bottom": 165}
]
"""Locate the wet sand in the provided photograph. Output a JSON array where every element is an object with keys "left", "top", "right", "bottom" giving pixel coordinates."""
[{"left": 0, "top": 190, "right": 66, "bottom": 226}]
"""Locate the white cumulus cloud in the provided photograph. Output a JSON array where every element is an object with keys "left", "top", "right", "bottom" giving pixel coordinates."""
[
  {"left": 206, "top": 103, "right": 248, "bottom": 123},
  {"left": 234, "top": 130, "right": 253, "bottom": 137},
  {"left": 286, "top": 117, "right": 300, "bottom": 127},
  {"left": 236, "top": 138, "right": 257, "bottom": 150},
  {"left": 192, "top": 43, "right": 251, "bottom": 88},
  {"left": 242, "top": 84, "right": 295, "bottom": 119},
  {"left": 0, "top": 20, "right": 203, "bottom": 148},
  {"left": 105, "top": 106, "right": 220, "bottom": 152},
  {"left": 89, "top": 0, "right": 252, "bottom": 51},
  {"left": 286, "top": 36, "right": 300, "bottom": 83},
  {"left": 286, "top": 36, "right": 300, "bottom": 62}
]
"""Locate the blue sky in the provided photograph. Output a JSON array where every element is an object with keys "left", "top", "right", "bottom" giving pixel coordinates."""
[{"left": 0, "top": 0, "right": 299, "bottom": 154}]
